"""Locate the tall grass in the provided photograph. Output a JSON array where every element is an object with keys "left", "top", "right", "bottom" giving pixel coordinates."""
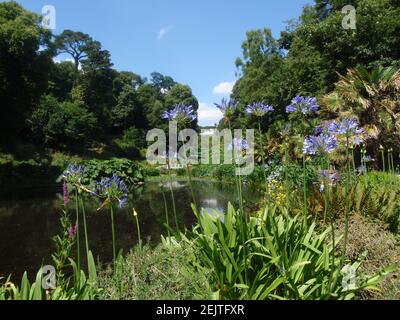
[{"left": 188, "top": 204, "right": 392, "bottom": 300}]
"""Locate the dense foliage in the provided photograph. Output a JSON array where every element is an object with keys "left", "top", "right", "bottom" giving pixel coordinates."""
[
  {"left": 0, "top": 2, "right": 199, "bottom": 155},
  {"left": 227, "top": 0, "right": 400, "bottom": 165}
]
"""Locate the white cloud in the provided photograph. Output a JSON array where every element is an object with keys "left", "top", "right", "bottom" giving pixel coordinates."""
[
  {"left": 213, "top": 81, "right": 235, "bottom": 95},
  {"left": 53, "top": 57, "right": 81, "bottom": 70},
  {"left": 53, "top": 57, "right": 74, "bottom": 64},
  {"left": 197, "top": 102, "right": 223, "bottom": 127},
  {"left": 157, "top": 25, "right": 174, "bottom": 40}
]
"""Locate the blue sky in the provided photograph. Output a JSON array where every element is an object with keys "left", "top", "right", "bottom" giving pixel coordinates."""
[{"left": 14, "top": 0, "right": 312, "bottom": 126}]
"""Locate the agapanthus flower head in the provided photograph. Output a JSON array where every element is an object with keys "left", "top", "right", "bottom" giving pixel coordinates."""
[
  {"left": 330, "top": 118, "right": 364, "bottom": 136},
  {"left": 303, "top": 133, "right": 337, "bottom": 155},
  {"left": 62, "top": 165, "right": 85, "bottom": 185},
  {"left": 95, "top": 174, "right": 129, "bottom": 208},
  {"left": 245, "top": 101, "right": 274, "bottom": 117},
  {"left": 63, "top": 180, "right": 69, "bottom": 206},
  {"left": 215, "top": 98, "right": 239, "bottom": 119},
  {"left": 286, "top": 96, "right": 319, "bottom": 115},
  {"left": 327, "top": 121, "right": 340, "bottom": 135},
  {"left": 352, "top": 136, "right": 364, "bottom": 146},
  {"left": 163, "top": 104, "right": 196, "bottom": 122},
  {"left": 315, "top": 125, "right": 324, "bottom": 135}
]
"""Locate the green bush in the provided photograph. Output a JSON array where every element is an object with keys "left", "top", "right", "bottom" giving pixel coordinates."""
[
  {"left": 114, "top": 127, "right": 146, "bottom": 158},
  {"left": 71, "top": 158, "right": 144, "bottom": 187},
  {"left": 29, "top": 95, "right": 98, "bottom": 149},
  {"left": 141, "top": 166, "right": 161, "bottom": 177},
  {"left": 347, "top": 172, "right": 400, "bottom": 231},
  {"left": 0, "top": 251, "right": 99, "bottom": 300},
  {"left": 188, "top": 204, "right": 392, "bottom": 300}
]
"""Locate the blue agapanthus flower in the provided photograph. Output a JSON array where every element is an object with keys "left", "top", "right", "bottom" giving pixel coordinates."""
[
  {"left": 327, "top": 121, "right": 340, "bottom": 135},
  {"left": 329, "top": 118, "right": 364, "bottom": 136},
  {"left": 62, "top": 165, "right": 85, "bottom": 184},
  {"left": 315, "top": 125, "right": 325, "bottom": 135},
  {"left": 215, "top": 98, "right": 239, "bottom": 117},
  {"left": 245, "top": 102, "right": 274, "bottom": 117},
  {"left": 96, "top": 174, "right": 129, "bottom": 209},
  {"left": 163, "top": 104, "right": 196, "bottom": 122},
  {"left": 286, "top": 96, "right": 319, "bottom": 115},
  {"left": 303, "top": 133, "right": 337, "bottom": 155}
]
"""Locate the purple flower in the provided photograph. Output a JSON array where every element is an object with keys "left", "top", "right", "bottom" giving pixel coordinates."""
[
  {"left": 63, "top": 180, "right": 69, "bottom": 206},
  {"left": 68, "top": 224, "right": 78, "bottom": 239},
  {"left": 286, "top": 104, "right": 297, "bottom": 113},
  {"left": 286, "top": 96, "right": 319, "bottom": 115},
  {"left": 96, "top": 174, "right": 129, "bottom": 208},
  {"left": 62, "top": 165, "right": 85, "bottom": 184},
  {"left": 163, "top": 104, "right": 196, "bottom": 122},
  {"left": 327, "top": 121, "right": 340, "bottom": 135},
  {"left": 246, "top": 102, "right": 274, "bottom": 117},
  {"left": 319, "top": 184, "right": 325, "bottom": 193},
  {"left": 332, "top": 118, "right": 364, "bottom": 136},
  {"left": 315, "top": 126, "right": 324, "bottom": 135},
  {"left": 215, "top": 98, "right": 239, "bottom": 118},
  {"left": 352, "top": 136, "right": 364, "bottom": 146},
  {"left": 303, "top": 134, "right": 337, "bottom": 155}
]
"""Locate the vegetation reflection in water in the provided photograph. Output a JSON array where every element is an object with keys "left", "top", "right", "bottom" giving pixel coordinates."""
[{"left": 0, "top": 180, "right": 261, "bottom": 280}]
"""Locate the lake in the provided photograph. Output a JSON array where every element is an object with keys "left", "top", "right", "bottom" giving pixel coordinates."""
[{"left": 0, "top": 179, "right": 262, "bottom": 280}]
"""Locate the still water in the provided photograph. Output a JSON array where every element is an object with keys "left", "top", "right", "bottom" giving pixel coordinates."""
[{"left": 0, "top": 180, "right": 261, "bottom": 280}]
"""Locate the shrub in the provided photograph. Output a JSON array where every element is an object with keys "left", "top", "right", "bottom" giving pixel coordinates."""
[
  {"left": 114, "top": 127, "right": 146, "bottom": 158},
  {"left": 69, "top": 158, "right": 144, "bottom": 187},
  {"left": 29, "top": 95, "right": 98, "bottom": 149},
  {"left": 344, "top": 172, "right": 400, "bottom": 231},
  {"left": 141, "top": 166, "right": 161, "bottom": 177},
  {"left": 188, "top": 204, "right": 392, "bottom": 300}
]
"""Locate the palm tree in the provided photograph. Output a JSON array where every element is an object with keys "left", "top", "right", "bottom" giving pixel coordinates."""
[{"left": 321, "top": 65, "right": 400, "bottom": 164}]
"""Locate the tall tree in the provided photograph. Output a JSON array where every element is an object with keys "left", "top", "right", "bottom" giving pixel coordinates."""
[
  {"left": 150, "top": 72, "right": 176, "bottom": 92},
  {"left": 0, "top": 2, "right": 53, "bottom": 148},
  {"left": 55, "top": 30, "right": 97, "bottom": 70}
]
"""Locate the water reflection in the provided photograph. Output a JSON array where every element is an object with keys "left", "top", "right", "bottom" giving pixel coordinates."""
[{"left": 0, "top": 180, "right": 261, "bottom": 280}]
